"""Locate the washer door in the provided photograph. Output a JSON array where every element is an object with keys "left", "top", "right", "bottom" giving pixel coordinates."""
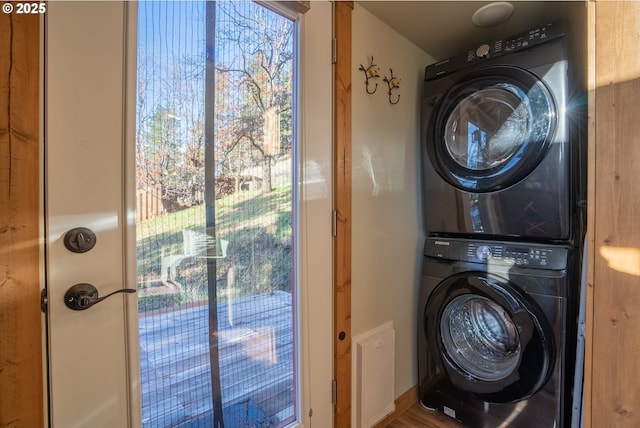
[
  {"left": 426, "top": 66, "right": 557, "bottom": 192},
  {"left": 424, "top": 272, "right": 554, "bottom": 403}
]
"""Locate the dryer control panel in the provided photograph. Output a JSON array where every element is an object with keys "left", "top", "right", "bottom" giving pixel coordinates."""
[
  {"left": 425, "top": 20, "right": 565, "bottom": 80},
  {"left": 425, "top": 237, "right": 569, "bottom": 270}
]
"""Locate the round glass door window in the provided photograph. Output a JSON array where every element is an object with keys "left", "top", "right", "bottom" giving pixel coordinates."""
[
  {"left": 424, "top": 272, "right": 555, "bottom": 401},
  {"left": 428, "top": 67, "right": 557, "bottom": 192},
  {"left": 445, "top": 84, "right": 530, "bottom": 171},
  {"left": 440, "top": 294, "right": 521, "bottom": 381}
]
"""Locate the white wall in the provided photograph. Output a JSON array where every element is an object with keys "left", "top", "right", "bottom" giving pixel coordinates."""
[{"left": 351, "top": 3, "right": 433, "bottom": 403}]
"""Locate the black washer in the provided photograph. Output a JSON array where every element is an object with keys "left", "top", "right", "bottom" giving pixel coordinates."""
[
  {"left": 425, "top": 272, "right": 554, "bottom": 402},
  {"left": 418, "top": 236, "right": 576, "bottom": 428}
]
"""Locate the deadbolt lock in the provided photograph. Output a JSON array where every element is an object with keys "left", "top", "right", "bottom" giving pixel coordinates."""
[{"left": 64, "top": 227, "right": 97, "bottom": 253}]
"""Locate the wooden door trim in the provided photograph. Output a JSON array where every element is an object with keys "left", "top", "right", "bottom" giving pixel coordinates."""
[
  {"left": 0, "top": 12, "right": 44, "bottom": 428},
  {"left": 333, "top": 1, "right": 353, "bottom": 427}
]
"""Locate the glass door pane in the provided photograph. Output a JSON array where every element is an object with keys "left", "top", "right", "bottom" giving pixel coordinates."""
[{"left": 135, "top": 2, "right": 297, "bottom": 426}]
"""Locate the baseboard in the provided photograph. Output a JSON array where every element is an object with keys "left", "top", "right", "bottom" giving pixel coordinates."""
[{"left": 372, "top": 385, "right": 419, "bottom": 428}]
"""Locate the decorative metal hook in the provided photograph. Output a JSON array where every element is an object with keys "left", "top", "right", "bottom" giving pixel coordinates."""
[
  {"left": 358, "top": 56, "right": 380, "bottom": 95},
  {"left": 383, "top": 69, "right": 401, "bottom": 105}
]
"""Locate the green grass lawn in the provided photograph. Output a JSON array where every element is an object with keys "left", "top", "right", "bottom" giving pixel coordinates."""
[{"left": 136, "top": 186, "right": 292, "bottom": 309}]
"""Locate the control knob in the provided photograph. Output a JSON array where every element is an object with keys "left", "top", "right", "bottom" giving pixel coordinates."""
[
  {"left": 476, "top": 44, "right": 491, "bottom": 58},
  {"left": 476, "top": 245, "right": 492, "bottom": 261}
]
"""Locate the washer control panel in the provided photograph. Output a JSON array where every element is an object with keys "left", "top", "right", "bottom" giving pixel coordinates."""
[
  {"left": 425, "top": 237, "right": 569, "bottom": 270},
  {"left": 426, "top": 20, "right": 565, "bottom": 80}
]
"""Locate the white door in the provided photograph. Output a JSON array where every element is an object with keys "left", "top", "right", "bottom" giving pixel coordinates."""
[{"left": 45, "top": 2, "right": 333, "bottom": 427}]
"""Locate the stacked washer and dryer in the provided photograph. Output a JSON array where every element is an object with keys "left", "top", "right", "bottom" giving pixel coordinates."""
[{"left": 418, "top": 21, "right": 586, "bottom": 428}]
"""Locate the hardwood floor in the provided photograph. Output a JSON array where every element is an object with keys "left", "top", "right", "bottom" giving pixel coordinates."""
[
  {"left": 385, "top": 403, "right": 466, "bottom": 428},
  {"left": 138, "top": 291, "right": 294, "bottom": 427}
]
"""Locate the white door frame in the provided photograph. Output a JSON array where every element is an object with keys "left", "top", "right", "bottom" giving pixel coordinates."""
[
  {"left": 45, "top": 2, "right": 133, "bottom": 427},
  {"left": 45, "top": 2, "right": 333, "bottom": 427}
]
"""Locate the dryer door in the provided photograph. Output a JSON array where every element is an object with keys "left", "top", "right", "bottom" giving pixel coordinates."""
[
  {"left": 424, "top": 272, "right": 554, "bottom": 403},
  {"left": 426, "top": 66, "right": 557, "bottom": 192}
]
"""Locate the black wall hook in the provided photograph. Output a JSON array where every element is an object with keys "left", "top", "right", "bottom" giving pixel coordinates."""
[
  {"left": 358, "top": 56, "right": 380, "bottom": 95},
  {"left": 383, "top": 69, "right": 401, "bottom": 104}
]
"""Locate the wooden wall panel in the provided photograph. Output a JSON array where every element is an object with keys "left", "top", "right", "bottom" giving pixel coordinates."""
[
  {"left": 0, "top": 11, "right": 44, "bottom": 428},
  {"left": 334, "top": 1, "right": 353, "bottom": 427},
  {"left": 590, "top": 2, "right": 640, "bottom": 427}
]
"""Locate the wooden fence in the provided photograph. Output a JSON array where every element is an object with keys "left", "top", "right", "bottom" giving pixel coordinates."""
[
  {"left": 136, "top": 176, "right": 263, "bottom": 222},
  {"left": 137, "top": 185, "right": 163, "bottom": 222}
]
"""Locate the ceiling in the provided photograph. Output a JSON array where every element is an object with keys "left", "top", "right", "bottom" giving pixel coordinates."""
[{"left": 357, "top": 1, "right": 586, "bottom": 61}]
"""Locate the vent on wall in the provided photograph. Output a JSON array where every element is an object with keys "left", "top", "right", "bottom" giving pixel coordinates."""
[{"left": 352, "top": 321, "right": 396, "bottom": 428}]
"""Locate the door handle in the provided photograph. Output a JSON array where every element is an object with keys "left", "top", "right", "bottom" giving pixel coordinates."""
[{"left": 64, "top": 283, "right": 136, "bottom": 311}]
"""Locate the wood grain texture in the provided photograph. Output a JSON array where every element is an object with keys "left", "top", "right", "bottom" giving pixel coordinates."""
[
  {"left": 591, "top": 2, "right": 640, "bottom": 427},
  {"left": 138, "top": 292, "right": 294, "bottom": 426},
  {"left": 334, "top": 2, "right": 353, "bottom": 427},
  {"left": 0, "top": 12, "right": 44, "bottom": 428},
  {"left": 373, "top": 385, "right": 419, "bottom": 428},
  {"left": 384, "top": 403, "right": 465, "bottom": 428}
]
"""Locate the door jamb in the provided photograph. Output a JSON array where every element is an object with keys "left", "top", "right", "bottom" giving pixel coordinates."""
[{"left": 333, "top": 2, "right": 353, "bottom": 427}]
